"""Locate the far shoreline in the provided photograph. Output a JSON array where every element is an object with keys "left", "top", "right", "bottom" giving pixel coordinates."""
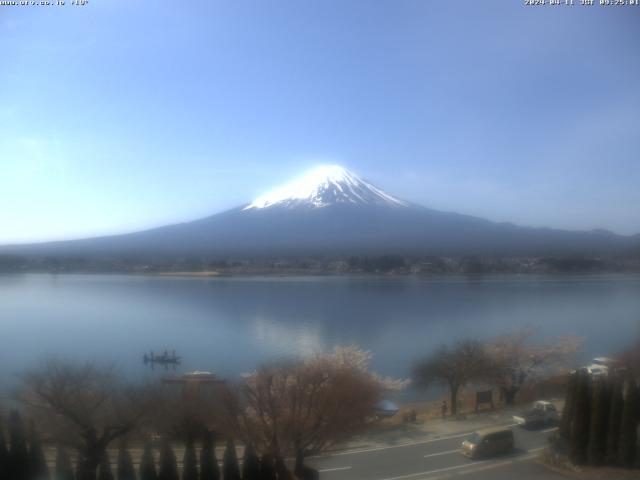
[
  {"left": 2, "top": 253, "right": 639, "bottom": 276},
  {"left": 3, "top": 270, "right": 640, "bottom": 279},
  {"left": 155, "top": 270, "right": 222, "bottom": 277}
]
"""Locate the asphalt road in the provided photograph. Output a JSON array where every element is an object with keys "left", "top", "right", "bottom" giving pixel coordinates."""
[{"left": 307, "top": 424, "right": 565, "bottom": 480}]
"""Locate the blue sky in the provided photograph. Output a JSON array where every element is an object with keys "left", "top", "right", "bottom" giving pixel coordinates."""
[{"left": 1, "top": 1, "right": 639, "bottom": 243}]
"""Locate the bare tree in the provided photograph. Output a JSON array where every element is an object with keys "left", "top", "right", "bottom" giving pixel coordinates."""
[
  {"left": 19, "top": 360, "right": 154, "bottom": 480},
  {"left": 220, "top": 346, "right": 406, "bottom": 472},
  {"left": 413, "top": 340, "right": 490, "bottom": 416},
  {"left": 484, "top": 329, "right": 582, "bottom": 405}
]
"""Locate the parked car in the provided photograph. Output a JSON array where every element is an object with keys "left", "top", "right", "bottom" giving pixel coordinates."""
[
  {"left": 583, "top": 364, "right": 608, "bottom": 378},
  {"left": 461, "top": 427, "right": 514, "bottom": 459},
  {"left": 374, "top": 399, "right": 400, "bottom": 418},
  {"left": 592, "top": 356, "right": 629, "bottom": 375},
  {"left": 512, "top": 400, "right": 559, "bottom": 428},
  {"left": 571, "top": 357, "right": 620, "bottom": 378},
  {"left": 591, "top": 357, "right": 612, "bottom": 366}
]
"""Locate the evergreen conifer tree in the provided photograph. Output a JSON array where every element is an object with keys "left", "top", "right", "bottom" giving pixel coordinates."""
[
  {"left": 0, "top": 419, "right": 8, "bottom": 480},
  {"left": 617, "top": 380, "right": 639, "bottom": 467},
  {"left": 75, "top": 451, "right": 87, "bottom": 480},
  {"left": 259, "top": 454, "right": 276, "bottom": 480},
  {"left": 606, "top": 379, "right": 624, "bottom": 465},
  {"left": 241, "top": 445, "right": 260, "bottom": 480},
  {"left": 183, "top": 437, "right": 198, "bottom": 480},
  {"left": 54, "top": 446, "right": 74, "bottom": 480},
  {"left": 587, "top": 379, "right": 609, "bottom": 466},
  {"left": 117, "top": 445, "right": 137, "bottom": 480},
  {"left": 158, "top": 441, "right": 179, "bottom": 480},
  {"left": 199, "top": 431, "right": 219, "bottom": 480},
  {"left": 569, "top": 372, "right": 591, "bottom": 465},
  {"left": 98, "top": 451, "right": 115, "bottom": 480},
  {"left": 28, "top": 428, "right": 50, "bottom": 480},
  {"left": 559, "top": 373, "right": 578, "bottom": 440},
  {"left": 139, "top": 442, "right": 158, "bottom": 480},
  {"left": 274, "top": 457, "right": 289, "bottom": 480},
  {"left": 8, "top": 410, "right": 30, "bottom": 480},
  {"left": 222, "top": 440, "right": 241, "bottom": 480}
]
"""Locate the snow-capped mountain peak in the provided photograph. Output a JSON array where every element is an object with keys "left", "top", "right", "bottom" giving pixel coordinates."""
[{"left": 243, "top": 165, "right": 408, "bottom": 210}]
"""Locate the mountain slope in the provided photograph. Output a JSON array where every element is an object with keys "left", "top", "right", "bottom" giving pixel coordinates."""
[{"left": 1, "top": 166, "right": 638, "bottom": 258}]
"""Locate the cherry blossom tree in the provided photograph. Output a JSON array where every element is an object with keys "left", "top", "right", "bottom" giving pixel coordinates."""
[
  {"left": 484, "top": 329, "right": 582, "bottom": 404},
  {"left": 220, "top": 346, "right": 407, "bottom": 473}
]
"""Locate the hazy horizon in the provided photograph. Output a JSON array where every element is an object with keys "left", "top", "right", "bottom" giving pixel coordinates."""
[{"left": 2, "top": 2, "right": 639, "bottom": 244}]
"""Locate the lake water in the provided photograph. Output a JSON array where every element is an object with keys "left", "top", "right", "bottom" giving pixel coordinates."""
[{"left": 1, "top": 273, "right": 639, "bottom": 393}]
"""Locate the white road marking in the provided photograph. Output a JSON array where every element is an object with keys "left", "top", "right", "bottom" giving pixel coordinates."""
[
  {"left": 380, "top": 460, "right": 493, "bottom": 480},
  {"left": 457, "top": 452, "right": 540, "bottom": 475},
  {"left": 378, "top": 447, "right": 545, "bottom": 480},
  {"left": 541, "top": 426, "right": 559, "bottom": 433},
  {"left": 312, "top": 434, "right": 469, "bottom": 458},
  {"left": 423, "top": 449, "right": 459, "bottom": 458},
  {"left": 318, "top": 466, "right": 352, "bottom": 473},
  {"left": 451, "top": 448, "right": 544, "bottom": 478},
  {"left": 427, "top": 453, "right": 542, "bottom": 480},
  {"left": 311, "top": 423, "right": 519, "bottom": 458}
]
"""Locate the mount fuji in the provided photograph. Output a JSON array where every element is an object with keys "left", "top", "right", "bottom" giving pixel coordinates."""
[
  {"left": 2, "top": 165, "right": 638, "bottom": 258},
  {"left": 242, "top": 165, "right": 409, "bottom": 210}
]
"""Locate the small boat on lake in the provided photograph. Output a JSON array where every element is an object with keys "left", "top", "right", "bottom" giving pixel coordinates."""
[{"left": 143, "top": 350, "right": 181, "bottom": 368}]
